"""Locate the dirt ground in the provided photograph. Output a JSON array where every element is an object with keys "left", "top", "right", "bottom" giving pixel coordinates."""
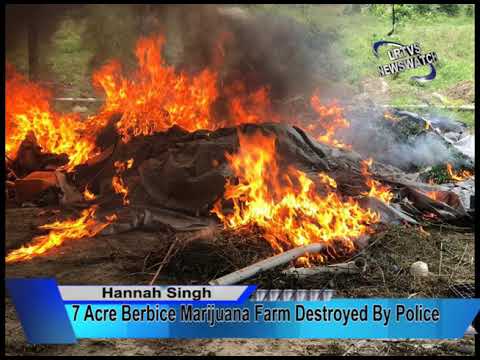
[{"left": 4, "top": 207, "right": 476, "bottom": 356}]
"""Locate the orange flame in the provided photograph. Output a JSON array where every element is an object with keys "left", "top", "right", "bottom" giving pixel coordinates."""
[
  {"left": 90, "top": 35, "right": 220, "bottom": 142},
  {"left": 310, "top": 94, "right": 351, "bottom": 149},
  {"left": 89, "top": 35, "right": 282, "bottom": 139},
  {"left": 112, "top": 159, "right": 134, "bottom": 205},
  {"left": 83, "top": 186, "right": 96, "bottom": 201},
  {"left": 5, "top": 206, "right": 115, "bottom": 263},
  {"left": 5, "top": 64, "right": 97, "bottom": 170},
  {"left": 419, "top": 226, "right": 430, "bottom": 237},
  {"left": 105, "top": 213, "right": 118, "bottom": 222},
  {"left": 425, "top": 191, "right": 441, "bottom": 201},
  {"left": 212, "top": 131, "right": 380, "bottom": 255},
  {"left": 361, "top": 159, "right": 394, "bottom": 204},
  {"left": 446, "top": 163, "right": 472, "bottom": 182},
  {"left": 6, "top": 35, "right": 351, "bottom": 170}
]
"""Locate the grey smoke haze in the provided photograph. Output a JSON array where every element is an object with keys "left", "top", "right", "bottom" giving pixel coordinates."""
[
  {"left": 339, "top": 109, "right": 460, "bottom": 171},
  {"left": 144, "top": 5, "right": 341, "bottom": 102},
  {"left": 6, "top": 4, "right": 342, "bottom": 103},
  {"left": 388, "top": 133, "right": 454, "bottom": 168},
  {"left": 7, "top": 4, "right": 464, "bottom": 172}
]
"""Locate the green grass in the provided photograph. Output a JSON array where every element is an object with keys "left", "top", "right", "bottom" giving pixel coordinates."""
[
  {"left": 339, "top": 12, "right": 474, "bottom": 128},
  {"left": 249, "top": 5, "right": 475, "bottom": 127},
  {"left": 45, "top": 19, "right": 94, "bottom": 97},
  {"left": 337, "top": 12, "right": 474, "bottom": 99}
]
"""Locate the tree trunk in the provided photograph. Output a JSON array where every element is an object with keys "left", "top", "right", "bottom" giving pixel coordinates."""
[{"left": 27, "top": 19, "right": 39, "bottom": 81}]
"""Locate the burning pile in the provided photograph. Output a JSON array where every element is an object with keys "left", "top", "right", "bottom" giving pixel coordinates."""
[
  {"left": 212, "top": 131, "right": 380, "bottom": 257},
  {"left": 5, "top": 33, "right": 474, "bottom": 268}
]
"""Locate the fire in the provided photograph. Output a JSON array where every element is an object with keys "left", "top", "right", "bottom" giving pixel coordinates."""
[
  {"left": 5, "top": 206, "right": 114, "bottom": 263},
  {"left": 112, "top": 159, "right": 134, "bottom": 205},
  {"left": 6, "top": 34, "right": 352, "bottom": 172},
  {"left": 90, "top": 34, "right": 350, "bottom": 146},
  {"left": 310, "top": 94, "right": 351, "bottom": 149},
  {"left": 212, "top": 131, "right": 380, "bottom": 255},
  {"left": 83, "top": 186, "right": 96, "bottom": 201},
  {"left": 419, "top": 226, "right": 430, "bottom": 237},
  {"left": 105, "top": 214, "right": 118, "bottom": 222},
  {"left": 88, "top": 34, "right": 283, "bottom": 142},
  {"left": 90, "top": 35, "right": 220, "bottom": 142},
  {"left": 425, "top": 191, "right": 441, "bottom": 201},
  {"left": 223, "top": 81, "right": 277, "bottom": 127},
  {"left": 361, "top": 159, "right": 394, "bottom": 204},
  {"left": 5, "top": 33, "right": 372, "bottom": 263},
  {"left": 446, "top": 163, "right": 472, "bottom": 182},
  {"left": 5, "top": 64, "right": 97, "bottom": 170}
]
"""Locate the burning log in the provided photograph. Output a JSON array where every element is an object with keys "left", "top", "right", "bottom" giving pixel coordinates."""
[
  {"left": 14, "top": 171, "right": 59, "bottom": 204},
  {"left": 404, "top": 186, "right": 468, "bottom": 222},
  {"left": 10, "top": 133, "right": 69, "bottom": 178},
  {"left": 208, "top": 243, "right": 325, "bottom": 285}
]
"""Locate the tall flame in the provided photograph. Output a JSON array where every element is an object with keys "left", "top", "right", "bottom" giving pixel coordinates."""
[
  {"left": 6, "top": 34, "right": 352, "bottom": 169},
  {"left": 361, "top": 158, "right": 394, "bottom": 204},
  {"left": 90, "top": 35, "right": 220, "bottom": 142},
  {"left": 212, "top": 131, "right": 380, "bottom": 255},
  {"left": 5, "top": 33, "right": 383, "bottom": 264},
  {"left": 89, "top": 35, "right": 282, "bottom": 141},
  {"left": 309, "top": 94, "right": 351, "bottom": 149},
  {"left": 5, "top": 64, "right": 97, "bottom": 170},
  {"left": 5, "top": 206, "right": 115, "bottom": 263},
  {"left": 112, "top": 159, "right": 134, "bottom": 205}
]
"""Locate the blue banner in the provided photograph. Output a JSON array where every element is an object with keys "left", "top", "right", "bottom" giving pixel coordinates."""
[{"left": 6, "top": 278, "right": 479, "bottom": 344}]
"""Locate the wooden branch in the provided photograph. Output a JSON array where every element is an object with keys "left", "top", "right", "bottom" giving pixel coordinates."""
[
  {"left": 149, "top": 236, "right": 179, "bottom": 286},
  {"left": 209, "top": 243, "right": 325, "bottom": 285},
  {"left": 149, "top": 225, "right": 219, "bottom": 285},
  {"left": 283, "top": 258, "right": 367, "bottom": 278}
]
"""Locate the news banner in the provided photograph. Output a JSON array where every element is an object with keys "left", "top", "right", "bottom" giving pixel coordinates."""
[{"left": 5, "top": 279, "right": 479, "bottom": 343}]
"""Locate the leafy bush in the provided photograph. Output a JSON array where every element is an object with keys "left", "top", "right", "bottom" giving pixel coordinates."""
[
  {"left": 413, "top": 4, "right": 433, "bottom": 15},
  {"left": 465, "top": 4, "right": 474, "bottom": 17},
  {"left": 368, "top": 4, "right": 470, "bottom": 19},
  {"left": 438, "top": 4, "right": 460, "bottom": 16}
]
